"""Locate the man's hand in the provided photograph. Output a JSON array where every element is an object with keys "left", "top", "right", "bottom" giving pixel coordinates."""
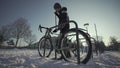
[{"left": 53, "top": 28, "right": 58, "bottom": 33}]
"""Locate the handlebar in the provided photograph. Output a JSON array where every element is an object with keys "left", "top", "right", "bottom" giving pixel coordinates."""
[
  {"left": 38, "top": 22, "right": 68, "bottom": 33},
  {"left": 38, "top": 20, "right": 87, "bottom": 33},
  {"left": 38, "top": 24, "right": 59, "bottom": 33},
  {"left": 39, "top": 25, "right": 42, "bottom": 32}
]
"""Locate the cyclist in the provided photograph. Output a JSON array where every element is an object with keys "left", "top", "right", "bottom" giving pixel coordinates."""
[
  {"left": 53, "top": 2, "right": 71, "bottom": 59},
  {"left": 53, "top": 2, "right": 69, "bottom": 34}
]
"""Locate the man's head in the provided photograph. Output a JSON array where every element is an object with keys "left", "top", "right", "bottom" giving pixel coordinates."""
[{"left": 54, "top": 3, "right": 61, "bottom": 12}]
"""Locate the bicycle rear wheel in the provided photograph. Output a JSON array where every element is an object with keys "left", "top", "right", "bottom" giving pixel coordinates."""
[
  {"left": 60, "top": 29, "right": 92, "bottom": 64},
  {"left": 38, "top": 37, "right": 53, "bottom": 58}
]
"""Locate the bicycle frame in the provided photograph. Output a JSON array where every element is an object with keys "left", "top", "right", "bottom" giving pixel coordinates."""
[{"left": 44, "top": 29, "right": 51, "bottom": 38}]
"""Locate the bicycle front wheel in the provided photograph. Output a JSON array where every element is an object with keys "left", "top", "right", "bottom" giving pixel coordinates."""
[
  {"left": 60, "top": 29, "right": 92, "bottom": 64},
  {"left": 38, "top": 37, "right": 53, "bottom": 58}
]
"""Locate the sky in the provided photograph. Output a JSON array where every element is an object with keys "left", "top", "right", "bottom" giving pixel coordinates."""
[{"left": 0, "top": 0, "right": 120, "bottom": 45}]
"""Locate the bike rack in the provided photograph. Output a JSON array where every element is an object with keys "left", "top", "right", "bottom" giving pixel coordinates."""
[{"left": 69, "top": 20, "right": 80, "bottom": 64}]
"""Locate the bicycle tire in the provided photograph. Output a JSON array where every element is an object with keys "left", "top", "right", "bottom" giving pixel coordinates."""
[
  {"left": 60, "top": 28, "right": 92, "bottom": 64},
  {"left": 38, "top": 36, "right": 53, "bottom": 57}
]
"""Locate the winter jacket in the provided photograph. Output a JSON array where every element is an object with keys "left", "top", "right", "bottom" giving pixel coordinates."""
[{"left": 54, "top": 7, "right": 69, "bottom": 33}]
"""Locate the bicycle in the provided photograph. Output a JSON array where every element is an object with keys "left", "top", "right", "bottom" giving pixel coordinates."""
[{"left": 38, "top": 20, "right": 92, "bottom": 64}]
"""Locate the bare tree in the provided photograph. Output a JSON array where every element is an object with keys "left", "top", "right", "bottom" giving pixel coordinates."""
[
  {"left": 24, "top": 33, "right": 36, "bottom": 46},
  {"left": 0, "top": 33, "right": 4, "bottom": 47},
  {"left": 11, "top": 18, "right": 31, "bottom": 47},
  {"left": 108, "top": 36, "right": 119, "bottom": 50},
  {"left": 0, "top": 25, "right": 10, "bottom": 41},
  {"left": 0, "top": 24, "right": 12, "bottom": 46},
  {"left": 109, "top": 36, "right": 118, "bottom": 45}
]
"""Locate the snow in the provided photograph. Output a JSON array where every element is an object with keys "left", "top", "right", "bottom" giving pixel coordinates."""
[{"left": 0, "top": 49, "right": 120, "bottom": 68}]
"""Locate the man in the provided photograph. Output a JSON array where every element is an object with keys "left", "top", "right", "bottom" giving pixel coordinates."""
[
  {"left": 53, "top": 3, "right": 71, "bottom": 59},
  {"left": 53, "top": 2, "right": 69, "bottom": 34}
]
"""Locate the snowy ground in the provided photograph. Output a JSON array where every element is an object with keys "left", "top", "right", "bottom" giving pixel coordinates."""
[{"left": 0, "top": 49, "right": 120, "bottom": 68}]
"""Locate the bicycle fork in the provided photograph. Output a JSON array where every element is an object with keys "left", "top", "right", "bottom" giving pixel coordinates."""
[
  {"left": 55, "top": 49, "right": 57, "bottom": 59},
  {"left": 54, "top": 34, "right": 63, "bottom": 59},
  {"left": 54, "top": 38, "right": 60, "bottom": 59}
]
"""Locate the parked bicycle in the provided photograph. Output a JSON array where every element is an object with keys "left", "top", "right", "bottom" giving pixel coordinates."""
[{"left": 38, "top": 20, "right": 92, "bottom": 64}]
